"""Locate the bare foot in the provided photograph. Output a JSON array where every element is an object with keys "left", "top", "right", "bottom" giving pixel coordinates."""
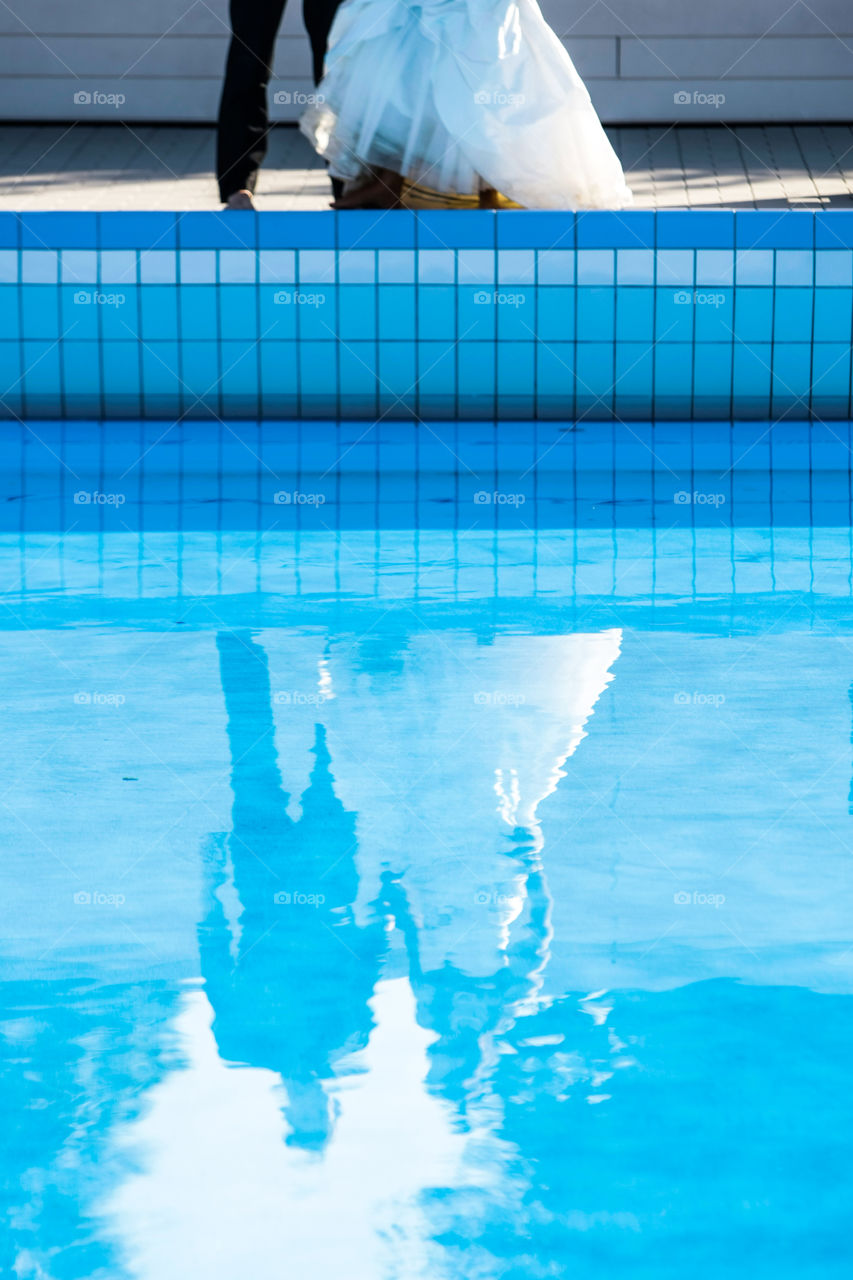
[{"left": 225, "top": 190, "right": 256, "bottom": 211}]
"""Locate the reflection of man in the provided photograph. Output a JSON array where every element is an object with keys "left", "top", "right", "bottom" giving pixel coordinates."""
[
  {"left": 201, "top": 632, "right": 383, "bottom": 1147},
  {"left": 217, "top": 0, "right": 343, "bottom": 208}
]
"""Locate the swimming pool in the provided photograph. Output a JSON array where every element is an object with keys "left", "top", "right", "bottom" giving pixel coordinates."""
[{"left": 1, "top": 419, "right": 851, "bottom": 1278}]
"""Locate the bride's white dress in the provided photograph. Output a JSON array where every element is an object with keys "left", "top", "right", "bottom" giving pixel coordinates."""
[{"left": 300, "top": 0, "right": 632, "bottom": 210}]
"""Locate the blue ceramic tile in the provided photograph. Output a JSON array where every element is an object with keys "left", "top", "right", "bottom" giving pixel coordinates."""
[
  {"left": 616, "top": 249, "right": 655, "bottom": 285},
  {"left": 616, "top": 286, "right": 654, "bottom": 340},
  {"left": 575, "top": 343, "right": 614, "bottom": 410},
  {"left": 576, "top": 250, "right": 614, "bottom": 285},
  {"left": 0, "top": 213, "right": 18, "bottom": 248},
  {"left": 378, "top": 250, "right": 415, "bottom": 284},
  {"left": 655, "top": 288, "right": 694, "bottom": 342},
  {"left": 140, "top": 250, "right": 177, "bottom": 284},
  {"left": 696, "top": 250, "right": 733, "bottom": 286},
  {"left": 419, "top": 286, "right": 456, "bottom": 340},
  {"left": 614, "top": 343, "right": 653, "bottom": 410},
  {"left": 773, "top": 288, "right": 812, "bottom": 343},
  {"left": 179, "top": 251, "right": 216, "bottom": 284},
  {"left": 19, "top": 213, "right": 98, "bottom": 249},
  {"left": 457, "top": 249, "right": 495, "bottom": 284},
  {"left": 180, "top": 286, "right": 218, "bottom": 339},
  {"left": 497, "top": 341, "right": 535, "bottom": 411},
  {"left": 100, "top": 289, "right": 138, "bottom": 340},
  {"left": 378, "top": 286, "right": 416, "bottom": 340},
  {"left": 813, "top": 289, "right": 852, "bottom": 343},
  {"left": 299, "top": 342, "right": 339, "bottom": 414},
  {"left": 496, "top": 211, "right": 574, "bottom": 248},
  {"left": 337, "top": 211, "right": 416, "bottom": 248},
  {"left": 693, "top": 290, "right": 733, "bottom": 342},
  {"left": 100, "top": 250, "right": 138, "bottom": 285},
  {"left": 99, "top": 213, "right": 176, "bottom": 249},
  {"left": 497, "top": 249, "right": 535, "bottom": 284},
  {"left": 60, "top": 287, "right": 98, "bottom": 340},
  {"left": 815, "top": 211, "right": 853, "bottom": 249},
  {"left": 810, "top": 344, "right": 851, "bottom": 414},
  {"left": 294, "top": 288, "right": 337, "bottom": 340},
  {"left": 219, "top": 249, "right": 257, "bottom": 283},
  {"left": 536, "top": 250, "right": 574, "bottom": 285},
  {"left": 654, "top": 344, "right": 693, "bottom": 408},
  {"left": 734, "top": 289, "right": 773, "bottom": 342},
  {"left": 735, "top": 250, "right": 774, "bottom": 286},
  {"left": 0, "top": 287, "right": 18, "bottom": 339},
  {"left": 577, "top": 287, "right": 615, "bottom": 340},
  {"left": 735, "top": 211, "right": 814, "bottom": 249},
  {"left": 21, "top": 287, "right": 59, "bottom": 340},
  {"left": 140, "top": 287, "right": 179, "bottom": 341},
  {"left": 101, "top": 343, "right": 142, "bottom": 411},
  {"left": 537, "top": 288, "right": 574, "bottom": 342},
  {"left": 656, "top": 249, "right": 694, "bottom": 287},
  {"left": 416, "top": 211, "right": 495, "bottom": 250},
  {"left": 416, "top": 341, "right": 457, "bottom": 416},
  {"left": 219, "top": 341, "right": 260, "bottom": 411},
  {"left": 458, "top": 286, "right": 498, "bottom": 340},
  {"left": 457, "top": 342, "right": 496, "bottom": 417},
  {"left": 259, "top": 213, "right": 336, "bottom": 248},
  {"left": 339, "top": 285, "right": 376, "bottom": 340},
  {"left": 259, "top": 286, "right": 298, "bottom": 339},
  {"left": 657, "top": 211, "right": 734, "bottom": 248},
  {"left": 693, "top": 345, "right": 733, "bottom": 413},
  {"left": 771, "top": 344, "right": 812, "bottom": 413},
  {"left": 732, "top": 343, "right": 772, "bottom": 400},
  {"left": 178, "top": 211, "right": 257, "bottom": 249},
  {"left": 496, "top": 291, "right": 535, "bottom": 340},
  {"left": 775, "top": 250, "right": 814, "bottom": 286},
  {"left": 260, "top": 342, "right": 299, "bottom": 408},
  {"left": 576, "top": 211, "right": 655, "bottom": 248},
  {"left": 378, "top": 342, "right": 417, "bottom": 410},
  {"left": 815, "top": 250, "right": 853, "bottom": 286},
  {"left": 338, "top": 250, "right": 376, "bottom": 284}
]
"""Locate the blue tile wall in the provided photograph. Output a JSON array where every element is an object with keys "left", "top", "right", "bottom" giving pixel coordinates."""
[{"left": 0, "top": 210, "right": 851, "bottom": 420}]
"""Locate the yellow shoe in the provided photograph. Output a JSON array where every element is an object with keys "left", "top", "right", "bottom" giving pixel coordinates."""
[{"left": 400, "top": 180, "right": 524, "bottom": 210}]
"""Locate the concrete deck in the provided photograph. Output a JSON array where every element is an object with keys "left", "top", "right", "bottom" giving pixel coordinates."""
[{"left": 2, "top": 122, "right": 853, "bottom": 210}]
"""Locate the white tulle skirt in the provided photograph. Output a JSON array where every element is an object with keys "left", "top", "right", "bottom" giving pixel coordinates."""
[{"left": 300, "top": 0, "right": 632, "bottom": 210}]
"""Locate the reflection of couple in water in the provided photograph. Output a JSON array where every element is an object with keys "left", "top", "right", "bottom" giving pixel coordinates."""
[{"left": 194, "top": 629, "right": 626, "bottom": 1261}]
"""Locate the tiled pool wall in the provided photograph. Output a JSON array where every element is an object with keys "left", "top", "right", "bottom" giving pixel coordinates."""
[{"left": 1, "top": 208, "right": 852, "bottom": 422}]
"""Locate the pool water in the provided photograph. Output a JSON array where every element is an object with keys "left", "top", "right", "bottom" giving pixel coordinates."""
[{"left": 1, "top": 421, "right": 852, "bottom": 1279}]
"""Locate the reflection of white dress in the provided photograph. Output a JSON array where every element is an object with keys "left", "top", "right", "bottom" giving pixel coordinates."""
[{"left": 300, "top": 0, "right": 632, "bottom": 210}]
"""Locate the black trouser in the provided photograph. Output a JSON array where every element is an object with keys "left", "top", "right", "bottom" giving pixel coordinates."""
[{"left": 217, "top": 0, "right": 343, "bottom": 201}]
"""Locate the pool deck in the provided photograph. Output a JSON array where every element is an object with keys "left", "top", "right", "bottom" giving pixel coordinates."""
[{"left": 3, "top": 122, "right": 853, "bottom": 211}]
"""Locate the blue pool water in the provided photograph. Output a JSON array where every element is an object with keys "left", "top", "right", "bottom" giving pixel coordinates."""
[{"left": 1, "top": 420, "right": 852, "bottom": 1278}]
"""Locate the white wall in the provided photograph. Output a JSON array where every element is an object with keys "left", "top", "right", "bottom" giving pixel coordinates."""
[{"left": 0, "top": 0, "right": 852, "bottom": 123}]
